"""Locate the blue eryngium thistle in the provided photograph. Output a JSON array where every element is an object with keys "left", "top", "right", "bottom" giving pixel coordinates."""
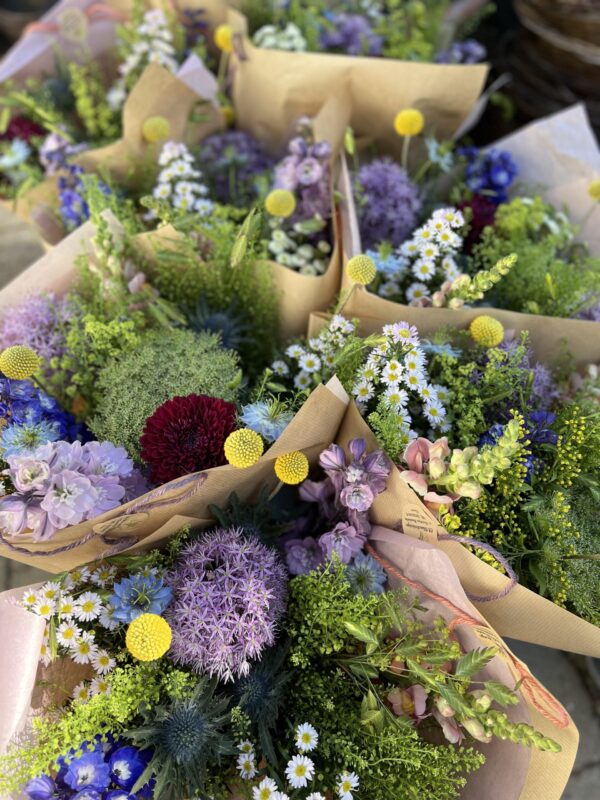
[
  {"left": 186, "top": 297, "right": 253, "bottom": 354},
  {"left": 128, "top": 679, "right": 234, "bottom": 799}
]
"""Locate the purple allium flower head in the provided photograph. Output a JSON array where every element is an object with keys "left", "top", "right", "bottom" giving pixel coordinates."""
[
  {"left": 165, "top": 527, "right": 288, "bottom": 682},
  {"left": 319, "top": 521, "right": 365, "bottom": 563},
  {"left": 285, "top": 536, "right": 324, "bottom": 575},
  {"left": 0, "top": 292, "right": 71, "bottom": 365},
  {"left": 356, "top": 159, "right": 421, "bottom": 250},
  {"left": 436, "top": 39, "right": 487, "bottom": 64},
  {"left": 320, "top": 13, "right": 383, "bottom": 56},
  {"left": 199, "top": 130, "right": 275, "bottom": 206}
]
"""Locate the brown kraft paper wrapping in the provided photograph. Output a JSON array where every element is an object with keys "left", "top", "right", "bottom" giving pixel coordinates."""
[{"left": 227, "top": 9, "right": 488, "bottom": 160}]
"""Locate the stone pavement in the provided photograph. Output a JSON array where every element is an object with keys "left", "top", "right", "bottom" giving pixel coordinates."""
[{"left": 0, "top": 204, "right": 598, "bottom": 797}]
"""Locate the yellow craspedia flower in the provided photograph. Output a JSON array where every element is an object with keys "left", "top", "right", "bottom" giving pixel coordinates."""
[
  {"left": 275, "top": 451, "right": 309, "bottom": 485},
  {"left": 126, "top": 613, "right": 172, "bottom": 661},
  {"left": 346, "top": 253, "right": 376, "bottom": 285},
  {"left": 141, "top": 116, "right": 171, "bottom": 144},
  {"left": 588, "top": 179, "right": 600, "bottom": 201},
  {"left": 214, "top": 24, "right": 234, "bottom": 53},
  {"left": 265, "top": 189, "right": 297, "bottom": 219},
  {"left": 224, "top": 428, "right": 264, "bottom": 468},
  {"left": 469, "top": 315, "right": 504, "bottom": 348},
  {"left": 394, "top": 108, "right": 425, "bottom": 137},
  {"left": 0, "top": 345, "right": 41, "bottom": 380}
]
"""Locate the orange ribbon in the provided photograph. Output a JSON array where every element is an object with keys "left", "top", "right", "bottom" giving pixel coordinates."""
[{"left": 23, "top": 3, "right": 126, "bottom": 37}]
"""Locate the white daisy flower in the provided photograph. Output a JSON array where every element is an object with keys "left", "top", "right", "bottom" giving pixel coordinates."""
[
  {"left": 33, "top": 597, "right": 55, "bottom": 620},
  {"left": 153, "top": 182, "right": 172, "bottom": 200},
  {"left": 74, "top": 591, "right": 102, "bottom": 622},
  {"left": 419, "top": 242, "right": 439, "bottom": 260},
  {"left": 286, "top": 343, "right": 305, "bottom": 360},
  {"left": 285, "top": 755, "right": 314, "bottom": 788},
  {"left": 405, "top": 282, "right": 429, "bottom": 303},
  {"left": 353, "top": 380, "right": 374, "bottom": 402},
  {"left": 436, "top": 228, "right": 461, "bottom": 248},
  {"left": 307, "top": 795, "right": 326, "bottom": 800},
  {"left": 419, "top": 383, "right": 438, "bottom": 403},
  {"left": 299, "top": 353, "right": 321, "bottom": 373},
  {"left": 440, "top": 208, "right": 464, "bottom": 227},
  {"left": 271, "top": 360, "right": 289, "bottom": 376},
  {"left": 424, "top": 400, "right": 447, "bottom": 426},
  {"left": 92, "top": 649, "right": 116, "bottom": 675},
  {"left": 90, "top": 564, "right": 117, "bottom": 588},
  {"left": 403, "top": 372, "right": 426, "bottom": 392},
  {"left": 64, "top": 566, "right": 91, "bottom": 590},
  {"left": 40, "top": 581, "right": 61, "bottom": 601},
  {"left": 294, "top": 370, "right": 312, "bottom": 390},
  {"left": 72, "top": 681, "right": 90, "bottom": 703},
  {"left": 337, "top": 771, "right": 359, "bottom": 799},
  {"left": 433, "top": 384, "right": 450, "bottom": 403},
  {"left": 252, "top": 777, "right": 278, "bottom": 799},
  {"left": 39, "top": 638, "right": 52, "bottom": 666},
  {"left": 382, "top": 361, "right": 403, "bottom": 385},
  {"left": 57, "top": 594, "right": 76, "bottom": 618},
  {"left": 90, "top": 676, "right": 111, "bottom": 696},
  {"left": 237, "top": 753, "right": 257, "bottom": 780},
  {"left": 22, "top": 588, "right": 38, "bottom": 607},
  {"left": 99, "top": 605, "right": 120, "bottom": 631},
  {"left": 56, "top": 621, "right": 82, "bottom": 648},
  {"left": 412, "top": 258, "right": 436, "bottom": 280},
  {"left": 71, "top": 632, "right": 97, "bottom": 664},
  {"left": 238, "top": 740, "right": 255, "bottom": 755},
  {"left": 379, "top": 280, "right": 400, "bottom": 298},
  {"left": 400, "top": 239, "right": 420, "bottom": 257},
  {"left": 414, "top": 225, "right": 434, "bottom": 243},
  {"left": 383, "top": 386, "right": 409, "bottom": 411},
  {"left": 296, "top": 722, "right": 319, "bottom": 752}
]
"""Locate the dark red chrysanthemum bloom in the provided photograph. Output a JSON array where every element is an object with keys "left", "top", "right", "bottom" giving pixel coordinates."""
[
  {"left": 0, "top": 116, "right": 45, "bottom": 143},
  {"left": 140, "top": 394, "right": 237, "bottom": 484},
  {"left": 459, "top": 194, "right": 497, "bottom": 252}
]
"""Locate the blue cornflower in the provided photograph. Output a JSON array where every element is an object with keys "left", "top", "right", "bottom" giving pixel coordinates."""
[
  {"left": 240, "top": 401, "right": 293, "bottom": 444},
  {"left": 63, "top": 749, "right": 110, "bottom": 793},
  {"left": 109, "top": 745, "right": 150, "bottom": 791},
  {"left": 109, "top": 571, "right": 173, "bottom": 623},
  {"left": 0, "top": 419, "right": 61, "bottom": 457},
  {"left": 347, "top": 552, "right": 387, "bottom": 596}
]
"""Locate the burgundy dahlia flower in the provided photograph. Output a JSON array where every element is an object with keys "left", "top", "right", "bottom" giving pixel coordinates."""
[{"left": 139, "top": 394, "right": 237, "bottom": 484}]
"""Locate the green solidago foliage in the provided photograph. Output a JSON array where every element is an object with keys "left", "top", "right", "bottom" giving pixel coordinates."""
[
  {"left": 471, "top": 196, "right": 600, "bottom": 317},
  {"left": 89, "top": 329, "right": 241, "bottom": 460},
  {"left": 127, "top": 678, "right": 234, "bottom": 800},
  {"left": 368, "top": 396, "right": 413, "bottom": 464},
  {"left": 67, "top": 62, "right": 120, "bottom": 141},
  {"left": 0, "top": 664, "right": 194, "bottom": 796},
  {"left": 377, "top": 0, "right": 450, "bottom": 61}
]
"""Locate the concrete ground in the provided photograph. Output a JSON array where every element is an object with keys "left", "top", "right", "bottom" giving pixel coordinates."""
[{"left": 0, "top": 205, "right": 598, "bottom": 796}]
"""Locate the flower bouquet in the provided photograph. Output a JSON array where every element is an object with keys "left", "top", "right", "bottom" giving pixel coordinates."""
[
  {"left": 0, "top": 419, "right": 578, "bottom": 800},
  {"left": 268, "top": 308, "right": 600, "bottom": 655}
]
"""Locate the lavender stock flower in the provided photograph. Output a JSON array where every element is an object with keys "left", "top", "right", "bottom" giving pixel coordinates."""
[{"left": 320, "top": 521, "right": 365, "bottom": 563}]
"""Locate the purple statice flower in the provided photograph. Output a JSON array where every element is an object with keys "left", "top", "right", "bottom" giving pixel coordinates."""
[
  {"left": 165, "top": 527, "right": 288, "bottom": 682},
  {"left": 320, "top": 12, "right": 383, "bottom": 56},
  {"left": 273, "top": 129, "right": 332, "bottom": 222},
  {"left": 436, "top": 39, "right": 487, "bottom": 64},
  {"left": 109, "top": 572, "right": 173, "bottom": 623},
  {"left": 320, "top": 521, "right": 365, "bottom": 563},
  {"left": 285, "top": 536, "right": 324, "bottom": 576},
  {"left": 0, "top": 292, "right": 71, "bottom": 365},
  {"left": 0, "top": 440, "right": 147, "bottom": 541},
  {"left": 356, "top": 159, "right": 421, "bottom": 250},
  {"left": 199, "top": 130, "right": 275, "bottom": 206},
  {"left": 459, "top": 146, "right": 518, "bottom": 205}
]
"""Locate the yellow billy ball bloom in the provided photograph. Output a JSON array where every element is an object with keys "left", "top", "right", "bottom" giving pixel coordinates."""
[
  {"left": 588, "top": 179, "right": 600, "bottom": 201},
  {"left": 224, "top": 428, "right": 264, "bottom": 468},
  {"left": 141, "top": 116, "right": 171, "bottom": 144},
  {"left": 221, "top": 104, "right": 235, "bottom": 126},
  {"left": 346, "top": 253, "right": 376, "bottom": 286},
  {"left": 214, "top": 24, "right": 234, "bottom": 53},
  {"left": 0, "top": 345, "right": 41, "bottom": 380},
  {"left": 469, "top": 315, "right": 504, "bottom": 348},
  {"left": 126, "top": 613, "right": 172, "bottom": 661},
  {"left": 265, "top": 188, "right": 297, "bottom": 218},
  {"left": 275, "top": 451, "right": 309, "bottom": 485},
  {"left": 394, "top": 108, "right": 425, "bottom": 137}
]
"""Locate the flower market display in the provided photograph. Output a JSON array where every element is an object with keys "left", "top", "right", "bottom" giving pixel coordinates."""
[{"left": 0, "top": 2, "right": 599, "bottom": 799}]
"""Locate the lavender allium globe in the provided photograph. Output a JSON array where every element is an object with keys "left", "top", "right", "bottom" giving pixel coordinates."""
[
  {"left": 356, "top": 159, "right": 421, "bottom": 250},
  {"left": 165, "top": 527, "right": 288, "bottom": 681},
  {"left": 0, "top": 293, "right": 71, "bottom": 366},
  {"left": 199, "top": 130, "right": 275, "bottom": 207}
]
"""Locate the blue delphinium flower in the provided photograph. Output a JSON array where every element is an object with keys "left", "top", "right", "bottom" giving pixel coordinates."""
[
  {"left": 459, "top": 146, "right": 518, "bottom": 204},
  {"left": 347, "top": 552, "right": 387, "bottom": 596},
  {"left": 109, "top": 571, "right": 173, "bottom": 623},
  {"left": 320, "top": 12, "right": 383, "bottom": 56},
  {"left": 240, "top": 400, "right": 293, "bottom": 443},
  {"left": 63, "top": 749, "right": 110, "bottom": 793},
  {"left": 24, "top": 774, "right": 57, "bottom": 800},
  {"left": 436, "top": 39, "right": 487, "bottom": 64},
  {"left": 58, "top": 165, "right": 111, "bottom": 231},
  {"left": 0, "top": 419, "right": 60, "bottom": 457},
  {"left": 109, "top": 745, "right": 150, "bottom": 791}
]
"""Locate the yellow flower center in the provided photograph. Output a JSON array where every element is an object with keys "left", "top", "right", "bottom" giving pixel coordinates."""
[{"left": 126, "top": 613, "right": 172, "bottom": 662}]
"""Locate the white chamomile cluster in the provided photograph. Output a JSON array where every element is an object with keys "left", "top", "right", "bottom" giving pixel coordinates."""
[
  {"left": 152, "top": 141, "right": 214, "bottom": 217},
  {"left": 372, "top": 207, "right": 465, "bottom": 305},
  {"left": 22, "top": 565, "right": 119, "bottom": 701},
  {"left": 352, "top": 320, "right": 449, "bottom": 434},
  {"left": 239, "top": 723, "right": 357, "bottom": 799},
  {"left": 253, "top": 22, "right": 308, "bottom": 52},
  {"left": 108, "top": 10, "right": 179, "bottom": 110},
  {"left": 268, "top": 225, "right": 332, "bottom": 275}
]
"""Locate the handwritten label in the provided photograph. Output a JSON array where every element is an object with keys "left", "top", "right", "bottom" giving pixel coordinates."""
[
  {"left": 402, "top": 504, "right": 437, "bottom": 542},
  {"left": 58, "top": 8, "right": 89, "bottom": 44}
]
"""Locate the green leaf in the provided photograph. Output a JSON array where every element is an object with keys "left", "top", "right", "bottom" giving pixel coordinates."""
[
  {"left": 453, "top": 647, "right": 497, "bottom": 679},
  {"left": 347, "top": 661, "right": 379, "bottom": 680},
  {"left": 361, "top": 689, "right": 379, "bottom": 713},
  {"left": 438, "top": 682, "right": 475, "bottom": 718},
  {"left": 360, "top": 709, "right": 384, "bottom": 731},
  {"left": 0, "top": 107, "right": 10, "bottom": 135},
  {"left": 484, "top": 680, "right": 519, "bottom": 707},
  {"left": 344, "top": 126, "right": 355, "bottom": 156},
  {"left": 343, "top": 620, "right": 379, "bottom": 646},
  {"left": 405, "top": 658, "right": 438, "bottom": 690}
]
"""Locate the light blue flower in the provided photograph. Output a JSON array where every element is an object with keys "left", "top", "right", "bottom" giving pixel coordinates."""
[
  {"left": 240, "top": 400, "right": 293, "bottom": 443},
  {"left": 0, "top": 138, "right": 31, "bottom": 170},
  {"left": 347, "top": 552, "right": 387, "bottom": 596},
  {"left": 108, "top": 572, "right": 173, "bottom": 623},
  {"left": 366, "top": 248, "right": 406, "bottom": 280},
  {"left": 425, "top": 137, "right": 454, "bottom": 173},
  {"left": 0, "top": 420, "right": 60, "bottom": 458},
  {"left": 421, "top": 340, "right": 462, "bottom": 359}
]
